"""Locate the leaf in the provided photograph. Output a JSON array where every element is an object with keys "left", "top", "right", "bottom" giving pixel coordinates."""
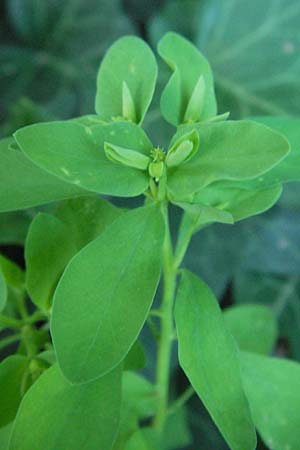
[
  {"left": 51, "top": 204, "right": 164, "bottom": 383},
  {"left": 175, "top": 202, "right": 234, "bottom": 228},
  {"left": 194, "top": 183, "right": 282, "bottom": 222},
  {"left": 9, "top": 363, "right": 122, "bottom": 450},
  {"left": 0, "top": 137, "right": 90, "bottom": 212},
  {"left": 14, "top": 120, "right": 152, "bottom": 197},
  {"left": 158, "top": 32, "right": 217, "bottom": 126},
  {"left": 241, "top": 352, "right": 300, "bottom": 450},
  {"left": 224, "top": 304, "right": 278, "bottom": 355},
  {"left": 233, "top": 116, "right": 300, "bottom": 189},
  {"left": 124, "top": 429, "right": 160, "bottom": 450},
  {"left": 25, "top": 213, "right": 76, "bottom": 311},
  {"left": 175, "top": 270, "right": 256, "bottom": 450},
  {"left": 167, "top": 121, "right": 289, "bottom": 200},
  {"left": 124, "top": 340, "right": 146, "bottom": 371},
  {"left": 0, "top": 355, "right": 29, "bottom": 428},
  {"left": 162, "top": 407, "right": 192, "bottom": 450},
  {"left": 0, "top": 270, "right": 7, "bottom": 312},
  {"left": 0, "top": 211, "right": 31, "bottom": 245},
  {"left": 0, "top": 423, "right": 13, "bottom": 450},
  {"left": 25, "top": 197, "right": 123, "bottom": 311},
  {"left": 95, "top": 36, "right": 157, "bottom": 124}
]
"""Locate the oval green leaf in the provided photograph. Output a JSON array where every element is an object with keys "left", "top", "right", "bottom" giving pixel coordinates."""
[
  {"left": 158, "top": 32, "right": 217, "bottom": 126},
  {"left": 95, "top": 36, "right": 157, "bottom": 124},
  {"left": 0, "top": 270, "right": 7, "bottom": 312},
  {"left": 241, "top": 352, "right": 300, "bottom": 450},
  {"left": 51, "top": 204, "right": 164, "bottom": 383},
  {"left": 224, "top": 304, "right": 278, "bottom": 355},
  {"left": 0, "top": 137, "right": 90, "bottom": 213},
  {"left": 14, "top": 120, "right": 153, "bottom": 198},
  {"left": 167, "top": 120, "right": 289, "bottom": 199},
  {"left": 9, "top": 364, "right": 122, "bottom": 450},
  {"left": 175, "top": 270, "right": 256, "bottom": 450}
]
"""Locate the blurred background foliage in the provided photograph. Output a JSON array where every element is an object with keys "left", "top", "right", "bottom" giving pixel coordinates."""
[{"left": 0, "top": 1, "right": 300, "bottom": 448}]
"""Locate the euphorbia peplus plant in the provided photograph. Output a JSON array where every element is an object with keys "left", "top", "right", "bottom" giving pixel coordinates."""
[{"left": 1, "top": 32, "right": 300, "bottom": 450}]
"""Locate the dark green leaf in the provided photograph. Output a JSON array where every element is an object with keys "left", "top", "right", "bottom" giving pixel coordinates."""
[
  {"left": 51, "top": 204, "right": 164, "bottom": 383},
  {"left": 158, "top": 32, "right": 217, "bottom": 125},
  {"left": 241, "top": 352, "right": 300, "bottom": 450},
  {"left": 124, "top": 340, "right": 146, "bottom": 371},
  {"left": 0, "top": 271, "right": 7, "bottom": 312},
  {"left": 0, "top": 355, "right": 29, "bottom": 428},
  {"left": 95, "top": 36, "right": 157, "bottom": 124},
  {"left": 224, "top": 304, "right": 278, "bottom": 355},
  {"left": 9, "top": 364, "right": 122, "bottom": 450},
  {"left": 14, "top": 121, "right": 152, "bottom": 197},
  {"left": 175, "top": 270, "right": 256, "bottom": 450}
]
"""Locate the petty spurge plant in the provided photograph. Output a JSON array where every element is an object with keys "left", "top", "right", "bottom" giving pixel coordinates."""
[{"left": 1, "top": 32, "right": 300, "bottom": 450}]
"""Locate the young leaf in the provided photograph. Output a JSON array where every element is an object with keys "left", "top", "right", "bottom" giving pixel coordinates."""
[
  {"left": 95, "top": 36, "right": 157, "bottom": 124},
  {"left": 193, "top": 183, "right": 282, "bottom": 222},
  {"left": 241, "top": 352, "right": 300, "bottom": 450},
  {"left": 224, "top": 304, "right": 278, "bottom": 355},
  {"left": 158, "top": 32, "right": 217, "bottom": 125},
  {"left": 14, "top": 120, "right": 153, "bottom": 198},
  {"left": 175, "top": 270, "right": 256, "bottom": 450},
  {"left": 104, "top": 143, "right": 150, "bottom": 170},
  {"left": 167, "top": 121, "right": 289, "bottom": 200},
  {"left": 0, "top": 271, "right": 7, "bottom": 312},
  {"left": 51, "top": 204, "right": 164, "bottom": 383},
  {"left": 9, "top": 364, "right": 122, "bottom": 450},
  {"left": 165, "top": 129, "right": 199, "bottom": 168},
  {"left": 25, "top": 197, "right": 123, "bottom": 311},
  {"left": 0, "top": 138, "right": 90, "bottom": 212},
  {"left": 0, "top": 355, "right": 29, "bottom": 428}
]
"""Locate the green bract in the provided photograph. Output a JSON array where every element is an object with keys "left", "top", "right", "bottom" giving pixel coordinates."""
[{"left": 0, "top": 32, "right": 299, "bottom": 450}]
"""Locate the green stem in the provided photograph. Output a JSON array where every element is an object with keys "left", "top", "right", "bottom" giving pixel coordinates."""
[
  {"left": 167, "top": 386, "right": 195, "bottom": 415},
  {"left": 0, "top": 314, "right": 22, "bottom": 330},
  {"left": 154, "top": 203, "right": 177, "bottom": 431},
  {"left": 0, "top": 333, "right": 21, "bottom": 351}
]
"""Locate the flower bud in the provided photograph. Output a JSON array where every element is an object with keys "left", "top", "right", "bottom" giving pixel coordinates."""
[
  {"left": 122, "top": 81, "right": 137, "bottom": 122},
  {"left": 184, "top": 75, "right": 206, "bottom": 123},
  {"left": 166, "top": 129, "right": 199, "bottom": 167},
  {"left": 104, "top": 142, "right": 150, "bottom": 170},
  {"left": 148, "top": 161, "right": 164, "bottom": 181}
]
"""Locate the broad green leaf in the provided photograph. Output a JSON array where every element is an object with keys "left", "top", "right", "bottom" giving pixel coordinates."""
[
  {"left": 0, "top": 355, "right": 29, "bottom": 428},
  {"left": 167, "top": 121, "right": 289, "bottom": 199},
  {"left": 0, "top": 423, "right": 13, "bottom": 450},
  {"left": 241, "top": 352, "right": 300, "bottom": 450},
  {"left": 26, "top": 197, "right": 123, "bottom": 311},
  {"left": 240, "top": 117, "right": 300, "bottom": 188},
  {"left": 194, "top": 183, "right": 282, "bottom": 222},
  {"left": 175, "top": 270, "right": 256, "bottom": 450},
  {"left": 124, "top": 340, "right": 146, "bottom": 371},
  {"left": 0, "top": 271, "right": 7, "bottom": 312},
  {"left": 0, "top": 137, "right": 90, "bottom": 212},
  {"left": 224, "top": 304, "right": 278, "bottom": 355},
  {"left": 124, "top": 429, "right": 160, "bottom": 450},
  {"left": 14, "top": 120, "right": 152, "bottom": 197},
  {"left": 158, "top": 32, "right": 217, "bottom": 125},
  {"left": 51, "top": 204, "right": 164, "bottom": 383},
  {"left": 95, "top": 36, "right": 157, "bottom": 124},
  {"left": 25, "top": 213, "right": 76, "bottom": 311},
  {"left": 9, "top": 363, "right": 122, "bottom": 450}
]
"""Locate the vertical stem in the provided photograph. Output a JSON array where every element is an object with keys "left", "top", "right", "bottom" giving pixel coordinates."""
[{"left": 154, "top": 203, "right": 177, "bottom": 431}]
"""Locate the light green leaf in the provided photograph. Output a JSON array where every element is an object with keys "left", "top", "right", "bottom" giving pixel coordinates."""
[
  {"left": 224, "top": 304, "right": 278, "bottom": 355},
  {"left": 25, "top": 197, "right": 123, "bottom": 311},
  {"left": 175, "top": 270, "right": 256, "bottom": 450},
  {"left": 194, "top": 183, "right": 283, "bottom": 221},
  {"left": 158, "top": 32, "right": 217, "bottom": 126},
  {"left": 9, "top": 363, "right": 122, "bottom": 450},
  {"left": 241, "top": 117, "right": 300, "bottom": 188},
  {"left": 51, "top": 204, "right": 164, "bottom": 383},
  {"left": 0, "top": 355, "right": 29, "bottom": 428},
  {"left": 167, "top": 121, "right": 289, "bottom": 199},
  {"left": 95, "top": 36, "right": 157, "bottom": 124},
  {"left": 162, "top": 407, "right": 192, "bottom": 450},
  {"left": 0, "top": 271, "right": 7, "bottom": 312},
  {"left": 124, "top": 429, "right": 159, "bottom": 450},
  {"left": 0, "top": 137, "right": 90, "bottom": 212},
  {"left": 175, "top": 202, "right": 234, "bottom": 228},
  {"left": 14, "top": 120, "right": 153, "bottom": 198},
  {"left": 241, "top": 352, "right": 300, "bottom": 450},
  {"left": 0, "top": 423, "right": 13, "bottom": 450},
  {"left": 0, "top": 255, "right": 25, "bottom": 292}
]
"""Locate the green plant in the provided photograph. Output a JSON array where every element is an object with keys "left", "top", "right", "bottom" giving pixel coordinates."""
[{"left": 0, "top": 32, "right": 300, "bottom": 450}]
